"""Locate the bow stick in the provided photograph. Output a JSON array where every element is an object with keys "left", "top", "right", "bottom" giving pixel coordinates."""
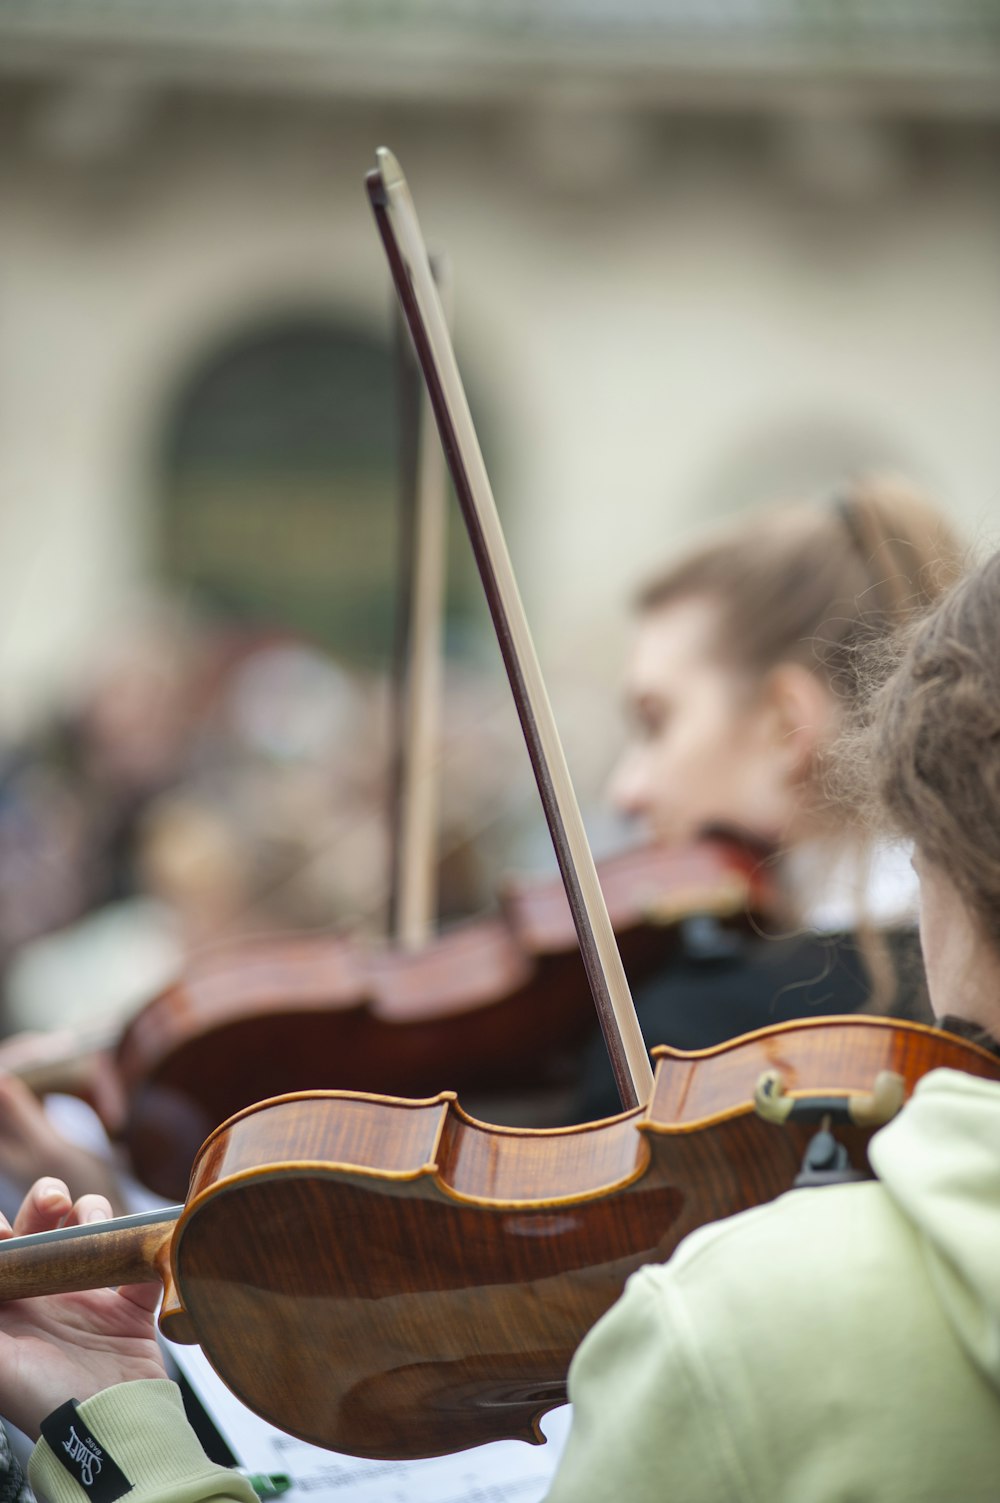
[
  {"left": 367, "top": 148, "right": 652, "bottom": 1109},
  {"left": 388, "top": 255, "right": 452, "bottom": 951}
]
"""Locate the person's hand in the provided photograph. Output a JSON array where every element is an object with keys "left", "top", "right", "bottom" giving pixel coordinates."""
[
  {"left": 0, "top": 1178, "right": 165, "bottom": 1439},
  {"left": 0, "top": 1029, "right": 128, "bottom": 1139},
  {"left": 0, "top": 1073, "right": 128, "bottom": 1213}
]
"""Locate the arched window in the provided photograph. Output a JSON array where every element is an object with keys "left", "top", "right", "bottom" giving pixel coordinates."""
[{"left": 159, "top": 314, "right": 478, "bottom": 665}]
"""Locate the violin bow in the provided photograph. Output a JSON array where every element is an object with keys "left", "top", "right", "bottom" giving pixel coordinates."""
[
  {"left": 367, "top": 148, "right": 653, "bottom": 1110},
  {"left": 387, "top": 255, "right": 451, "bottom": 951}
]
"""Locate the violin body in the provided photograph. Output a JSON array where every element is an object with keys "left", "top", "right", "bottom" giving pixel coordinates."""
[
  {"left": 2, "top": 1016, "right": 996, "bottom": 1458},
  {"left": 113, "top": 837, "right": 774, "bottom": 1198},
  {"left": 137, "top": 1016, "right": 1000, "bottom": 1457}
]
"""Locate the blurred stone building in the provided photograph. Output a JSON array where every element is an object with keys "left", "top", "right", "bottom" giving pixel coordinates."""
[{"left": 0, "top": 0, "right": 999, "bottom": 752}]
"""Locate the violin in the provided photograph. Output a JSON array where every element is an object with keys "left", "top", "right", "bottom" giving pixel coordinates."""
[
  {"left": 0, "top": 835, "right": 776, "bottom": 1200},
  {"left": 118, "top": 832, "right": 774, "bottom": 1198},
  {"left": 2, "top": 1015, "right": 997, "bottom": 1459}
]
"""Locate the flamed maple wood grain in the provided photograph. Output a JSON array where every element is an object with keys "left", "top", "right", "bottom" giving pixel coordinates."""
[{"left": 2, "top": 1015, "right": 996, "bottom": 1460}]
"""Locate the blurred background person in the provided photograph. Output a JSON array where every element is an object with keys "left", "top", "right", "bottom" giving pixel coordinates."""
[{"left": 576, "top": 474, "right": 963, "bottom": 1119}]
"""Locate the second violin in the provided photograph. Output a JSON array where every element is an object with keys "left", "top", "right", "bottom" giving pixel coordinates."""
[{"left": 2, "top": 834, "right": 774, "bottom": 1200}]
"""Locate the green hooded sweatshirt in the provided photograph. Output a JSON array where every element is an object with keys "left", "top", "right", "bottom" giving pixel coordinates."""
[
  {"left": 546, "top": 1066, "right": 1000, "bottom": 1501},
  {"left": 29, "top": 1068, "right": 1000, "bottom": 1503}
]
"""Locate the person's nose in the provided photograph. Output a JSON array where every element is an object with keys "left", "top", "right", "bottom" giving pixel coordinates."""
[{"left": 607, "top": 746, "right": 650, "bottom": 821}]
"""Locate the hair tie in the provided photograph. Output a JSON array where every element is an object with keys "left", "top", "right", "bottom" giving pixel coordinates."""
[{"left": 832, "top": 493, "right": 871, "bottom": 566}]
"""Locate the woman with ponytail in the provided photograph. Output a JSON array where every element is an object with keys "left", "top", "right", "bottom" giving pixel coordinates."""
[{"left": 578, "top": 473, "right": 964, "bottom": 1118}]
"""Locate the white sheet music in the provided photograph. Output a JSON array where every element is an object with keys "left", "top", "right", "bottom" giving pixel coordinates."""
[{"left": 170, "top": 1342, "right": 570, "bottom": 1503}]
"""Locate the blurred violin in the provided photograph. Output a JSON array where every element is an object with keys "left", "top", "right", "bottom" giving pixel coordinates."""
[
  {"left": 122, "top": 830, "right": 776, "bottom": 1192},
  {"left": 0, "top": 833, "right": 776, "bottom": 1198}
]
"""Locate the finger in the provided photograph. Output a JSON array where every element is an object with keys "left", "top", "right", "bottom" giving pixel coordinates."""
[
  {"left": 0, "top": 1072, "right": 45, "bottom": 1130},
  {"left": 0, "top": 1030, "right": 51, "bottom": 1075},
  {"left": 11, "top": 1177, "right": 72, "bottom": 1237},
  {"left": 61, "top": 1193, "right": 114, "bottom": 1229}
]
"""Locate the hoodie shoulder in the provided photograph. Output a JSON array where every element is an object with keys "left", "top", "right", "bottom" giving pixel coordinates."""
[
  {"left": 870, "top": 1067, "right": 1000, "bottom": 1394},
  {"left": 615, "top": 1173, "right": 1000, "bottom": 1500}
]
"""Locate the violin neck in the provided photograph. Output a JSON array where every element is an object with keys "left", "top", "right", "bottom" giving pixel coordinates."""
[{"left": 0, "top": 1206, "right": 181, "bottom": 1301}]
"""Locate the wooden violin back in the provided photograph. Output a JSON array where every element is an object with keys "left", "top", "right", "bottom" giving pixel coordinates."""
[
  {"left": 164, "top": 1089, "right": 657, "bottom": 1458},
  {"left": 161, "top": 1014, "right": 1000, "bottom": 1460}
]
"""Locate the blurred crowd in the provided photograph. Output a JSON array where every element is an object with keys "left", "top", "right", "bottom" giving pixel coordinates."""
[{"left": 0, "top": 599, "right": 544, "bottom": 1041}]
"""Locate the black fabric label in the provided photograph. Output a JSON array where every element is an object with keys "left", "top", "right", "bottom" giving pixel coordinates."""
[{"left": 39, "top": 1402, "right": 132, "bottom": 1503}]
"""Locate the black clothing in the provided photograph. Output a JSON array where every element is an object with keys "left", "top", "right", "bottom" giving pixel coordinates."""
[{"left": 575, "top": 924, "right": 929, "bottom": 1123}]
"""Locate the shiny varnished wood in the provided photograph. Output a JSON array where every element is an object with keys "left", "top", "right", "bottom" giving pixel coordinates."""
[
  {"left": 1, "top": 1015, "right": 995, "bottom": 1459},
  {"left": 647, "top": 1011, "right": 996, "bottom": 1126}
]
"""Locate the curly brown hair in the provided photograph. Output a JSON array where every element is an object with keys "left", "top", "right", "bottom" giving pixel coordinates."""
[{"left": 864, "top": 551, "right": 1000, "bottom": 957}]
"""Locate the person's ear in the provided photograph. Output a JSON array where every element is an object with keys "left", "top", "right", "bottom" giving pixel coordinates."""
[{"left": 757, "top": 663, "right": 837, "bottom": 783}]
